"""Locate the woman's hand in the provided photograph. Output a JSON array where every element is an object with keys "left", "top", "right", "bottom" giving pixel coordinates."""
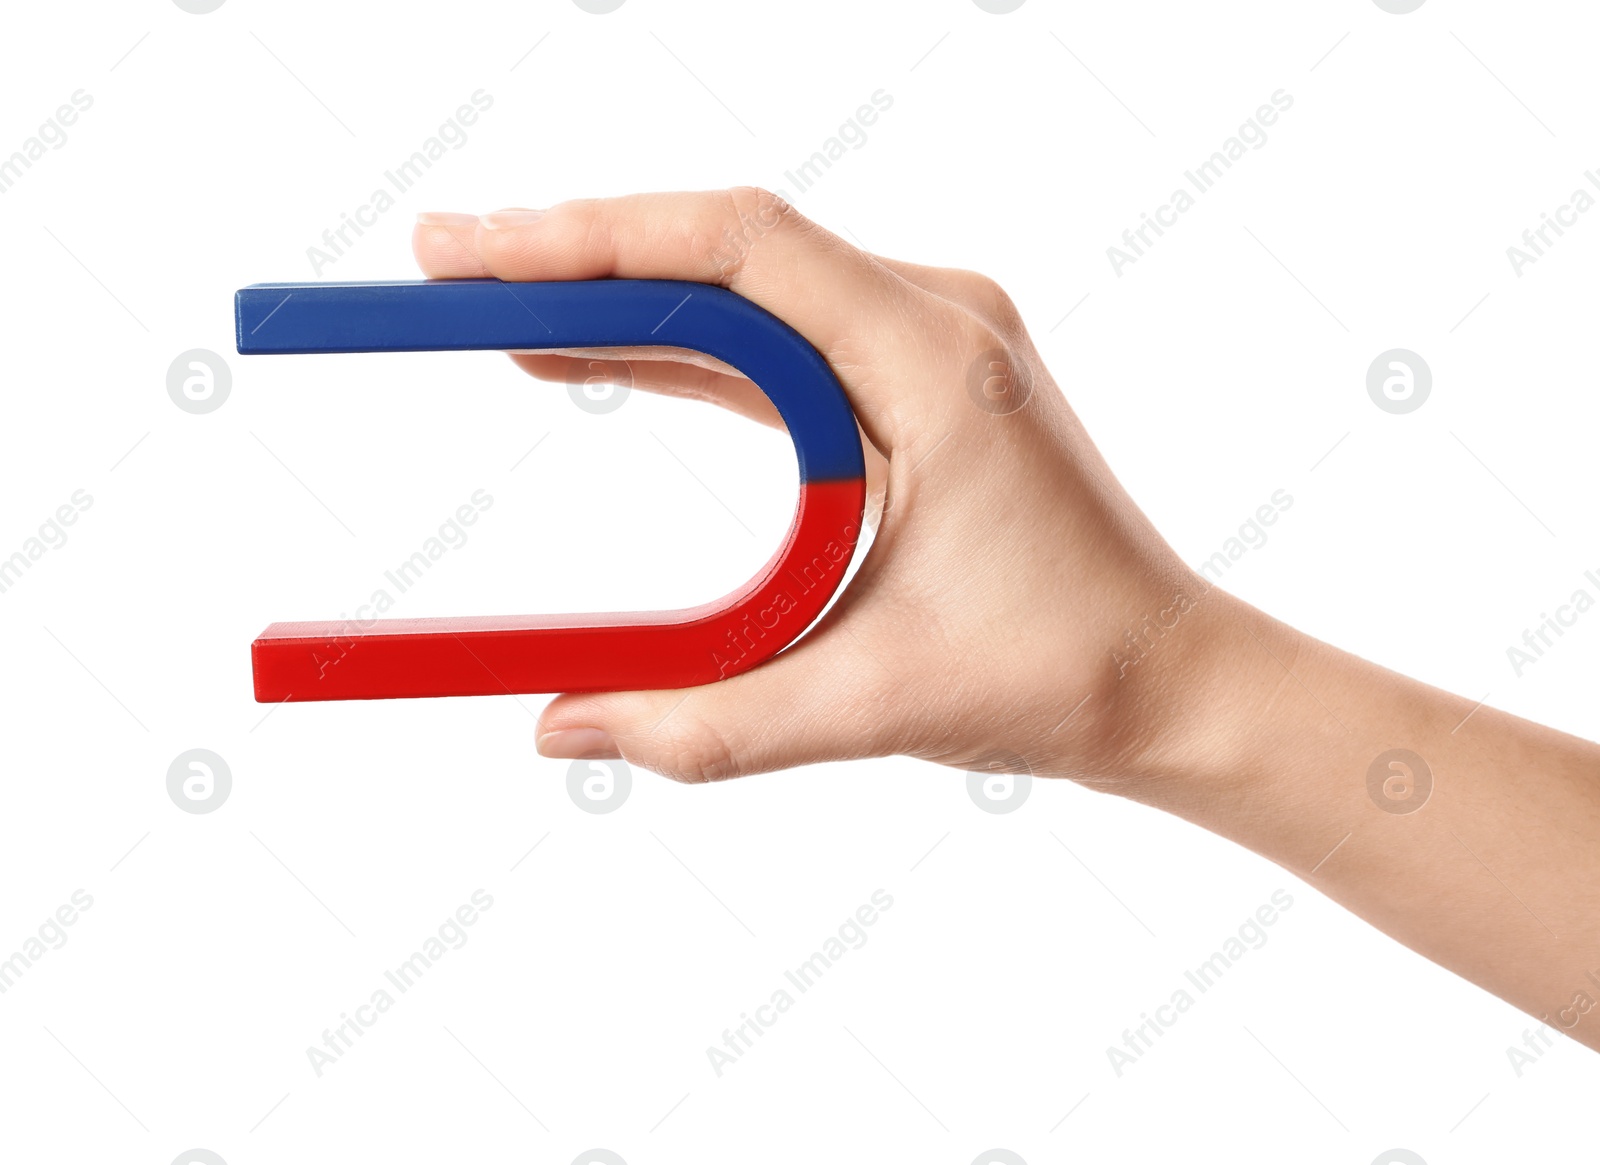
[{"left": 412, "top": 188, "right": 1245, "bottom": 790}]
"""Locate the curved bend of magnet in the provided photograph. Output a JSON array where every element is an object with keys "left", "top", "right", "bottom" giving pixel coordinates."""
[{"left": 235, "top": 279, "right": 866, "bottom": 702}]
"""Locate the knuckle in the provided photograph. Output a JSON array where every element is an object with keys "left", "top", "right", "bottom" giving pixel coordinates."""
[
  {"left": 945, "top": 313, "right": 1036, "bottom": 418},
  {"left": 650, "top": 715, "right": 743, "bottom": 784},
  {"left": 548, "top": 196, "right": 611, "bottom": 260},
  {"left": 953, "top": 312, "right": 1010, "bottom": 364},
  {"left": 691, "top": 186, "right": 801, "bottom": 282},
  {"left": 727, "top": 185, "right": 794, "bottom": 226},
  {"left": 955, "top": 269, "right": 1025, "bottom": 334}
]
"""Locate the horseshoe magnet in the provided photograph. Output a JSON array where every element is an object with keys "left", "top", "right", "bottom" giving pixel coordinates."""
[{"left": 235, "top": 278, "right": 866, "bottom": 702}]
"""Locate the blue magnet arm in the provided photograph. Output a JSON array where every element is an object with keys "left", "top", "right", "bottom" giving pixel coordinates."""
[{"left": 235, "top": 278, "right": 864, "bottom": 484}]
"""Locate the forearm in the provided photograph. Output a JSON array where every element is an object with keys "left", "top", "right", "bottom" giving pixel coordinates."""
[{"left": 1111, "top": 587, "right": 1600, "bottom": 1049}]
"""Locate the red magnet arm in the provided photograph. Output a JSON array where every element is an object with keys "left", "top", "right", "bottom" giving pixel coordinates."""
[{"left": 251, "top": 478, "right": 863, "bottom": 701}]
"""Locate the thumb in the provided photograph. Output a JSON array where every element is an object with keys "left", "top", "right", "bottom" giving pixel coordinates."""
[{"left": 535, "top": 634, "right": 894, "bottom": 782}]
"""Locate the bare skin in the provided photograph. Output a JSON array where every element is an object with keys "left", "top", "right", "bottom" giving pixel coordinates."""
[{"left": 414, "top": 188, "right": 1600, "bottom": 1052}]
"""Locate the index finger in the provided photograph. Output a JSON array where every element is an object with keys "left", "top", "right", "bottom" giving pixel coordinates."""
[{"left": 412, "top": 188, "right": 969, "bottom": 449}]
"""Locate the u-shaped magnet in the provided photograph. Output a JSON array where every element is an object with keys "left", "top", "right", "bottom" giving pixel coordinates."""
[{"left": 235, "top": 278, "right": 866, "bottom": 702}]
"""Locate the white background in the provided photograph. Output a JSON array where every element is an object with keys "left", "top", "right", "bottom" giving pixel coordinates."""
[{"left": 1, "top": 1, "right": 1597, "bottom": 1163}]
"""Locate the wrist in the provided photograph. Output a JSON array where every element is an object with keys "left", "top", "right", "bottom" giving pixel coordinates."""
[{"left": 1072, "top": 577, "right": 1304, "bottom": 807}]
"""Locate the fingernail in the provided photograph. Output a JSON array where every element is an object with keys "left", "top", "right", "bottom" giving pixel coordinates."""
[
  {"left": 481, "top": 209, "right": 547, "bottom": 230},
  {"left": 416, "top": 211, "right": 479, "bottom": 227},
  {"left": 537, "top": 727, "right": 619, "bottom": 760}
]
